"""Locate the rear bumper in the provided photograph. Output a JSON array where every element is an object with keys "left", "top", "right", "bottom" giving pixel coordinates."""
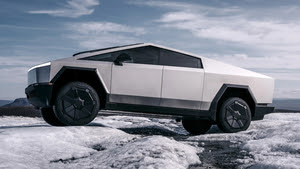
[
  {"left": 252, "top": 104, "right": 274, "bottom": 121},
  {"left": 25, "top": 83, "right": 53, "bottom": 108}
]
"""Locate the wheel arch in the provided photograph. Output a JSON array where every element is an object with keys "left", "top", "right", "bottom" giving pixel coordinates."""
[
  {"left": 50, "top": 66, "right": 108, "bottom": 109},
  {"left": 209, "top": 84, "right": 257, "bottom": 122}
]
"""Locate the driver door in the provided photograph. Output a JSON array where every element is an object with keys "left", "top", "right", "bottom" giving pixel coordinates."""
[{"left": 110, "top": 46, "right": 163, "bottom": 106}]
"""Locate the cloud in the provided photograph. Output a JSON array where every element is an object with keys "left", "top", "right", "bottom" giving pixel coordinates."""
[
  {"left": 0, "top": 66, "right": 29, "bottom": 99},
  {"left": 65, "top": 22, "right": 146, "bottom": 49},
  {"left": 133, "top": 1, "right": 300, "bottom": 55},
  {"left": 0, "top": 56, "right": 50, "bottom": 83},
  {"left": 129, "top": 0, "right": 198, "bottom": 11},
  {"left": 155, "top": 6, "right": 300, "bottom": 54},
  {"left": 67, "top": 22, "right": 146, "bottom": 35},
  {"left": 0, "top": 56, "right": 45, "bottom": 67},
  {"left": 0, "top": 67, "right": 28, "bottom": 84},
  {"left": 0, "top": 24, "right": 51, "bottom": 30},
  {"left": 274, "top": 88, "right": 300, "bottom": 99},
  {"left": 129, "top": 1, "right": 300, "bottom": 98},
  {"left": 207, "top": 53, "right": 300, "bottom": 70},
  {"left": 0, "top": 55, "right": 51, "bottom": 99},
  {"left": 28, "top": 0, "right": 99, "bottom": 18}
]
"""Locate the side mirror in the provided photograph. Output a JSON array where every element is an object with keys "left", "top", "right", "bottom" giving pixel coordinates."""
[{"left": 114, "top": 53, "right": 132, "bottom": 66}]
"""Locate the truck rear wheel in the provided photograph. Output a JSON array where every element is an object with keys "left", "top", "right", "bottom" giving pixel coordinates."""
[
  {"left": 182, "top": 119, "right": 212, "bottom": 135},
  {"left": 217, "top": 97, "right": 251, "bottom": 133},
  {"left": 54, "top": 81, "right": 100, "bottom": 126}
]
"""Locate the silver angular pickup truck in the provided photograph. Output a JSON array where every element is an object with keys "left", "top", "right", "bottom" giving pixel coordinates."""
[{"left": 25, "top": 43, "right": 274, "bottom": 134}]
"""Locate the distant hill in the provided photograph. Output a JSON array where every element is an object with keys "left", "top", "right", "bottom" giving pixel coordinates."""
[
  {"left": 2, "top": 98, "right": 30, "bottom": 107},
  {"left": 0, "top": 100, "right": 12, "bottom": 107},
  {"left": 271, "top": 99, "right": 300, "bottom": 112},
  {"left": 0, "top": 98, "right": 40, "bottom": 117}
]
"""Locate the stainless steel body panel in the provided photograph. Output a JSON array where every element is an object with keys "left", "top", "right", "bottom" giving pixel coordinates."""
[
  {"left": 201, "top": 57, "right": 274, "bottom": 110},
  {"left": 160, "top": 66, "right": 204, "bottom": 109},
  {"left": 50, "top": 58, "right": 112, "bottom": 93},
  {"left": 110, "top": 63, "right": 163, "bottom": 106}
]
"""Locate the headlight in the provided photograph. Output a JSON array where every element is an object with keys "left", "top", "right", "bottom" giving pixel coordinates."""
[{"left": 28, "top": 62, "right": 51, "bottom": 86}]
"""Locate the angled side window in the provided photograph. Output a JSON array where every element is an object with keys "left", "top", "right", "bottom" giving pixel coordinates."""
[
  {"left": 159, "top": 49, "right": 202, "bottom": 68},
  {"left": 80, "top": 46, "right": 160, "bottom": 65},
  {"left": 123, "top": 46, "right": 159, "bottom": 65},
  {"left": 80, "top": 53, "right": 117, "bottom": 62}
]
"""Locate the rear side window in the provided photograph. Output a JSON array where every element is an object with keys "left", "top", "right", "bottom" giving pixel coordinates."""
[{"left": 159, "top": 49, "right": 202, "bottom": 68}]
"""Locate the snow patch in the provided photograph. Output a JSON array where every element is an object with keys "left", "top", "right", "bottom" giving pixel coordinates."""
[
  {"left": 2, "top": 113, "right": 299, "bottom": 168},
  {"left": 0, "top": 116, "right": 200, "bottom": 169},
  {"left": 243, "top": 113, "right": 300, "bottom": 169},
  {"left": 0, "top": 116, "right": 43, "bottom": 127},
  {"left": 51, "top": 136, "right": 201, "bottom": 169},
  {"left": 188, "top": 113, "right": 300, "bottom": 168},
  {"left": 0, "top": 123, "right": 136, "bottom": 168}
]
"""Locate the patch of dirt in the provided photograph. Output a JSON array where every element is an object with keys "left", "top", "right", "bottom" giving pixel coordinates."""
[
  {"left": 90, "top": 144, "right": 106, "bottom": 151},
  {"left": 188, "top": 140, "right": 254, "bottom": 169},
  {"left": 119, "top": 126, "right": 182, "bottom": 137}
]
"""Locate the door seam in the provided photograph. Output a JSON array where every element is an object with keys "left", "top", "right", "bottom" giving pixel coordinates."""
[{"left": 159, "top": 66, "right": 165, "bottom": 105}]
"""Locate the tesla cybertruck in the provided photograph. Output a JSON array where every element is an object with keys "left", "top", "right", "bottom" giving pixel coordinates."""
[{"left": 25, "top": 43, "right": 274, "bottom": 134}]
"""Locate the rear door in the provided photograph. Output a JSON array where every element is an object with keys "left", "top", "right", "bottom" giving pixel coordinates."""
[
  {"left": 110, "top": 46, "right": 163, "bottom": 106},
  {"left": 159, "top": 49, "right": 204, "bottom": 110}
]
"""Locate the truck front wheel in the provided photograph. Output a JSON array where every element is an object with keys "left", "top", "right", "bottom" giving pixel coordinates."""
[{"left": 54, "top": 81, "right": 100, "bottom": 126}]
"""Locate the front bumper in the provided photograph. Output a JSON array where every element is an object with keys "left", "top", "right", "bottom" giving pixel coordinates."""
[
  {"left": 25, "top": 83, "right": 53, "bottom": 108},
  {"left": 252, "top": 104, "right": 274, "bottom": 121}
]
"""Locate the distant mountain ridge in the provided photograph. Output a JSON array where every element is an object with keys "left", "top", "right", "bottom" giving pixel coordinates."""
[
  {"left": 0, "top": 100, "right": 12, "bottom": 107},
  {"left": 0, "top": 98, "right": 39, "bottom": 117},
  {"left": 2, "top": 98, "right": 30, "bottom": 107}
]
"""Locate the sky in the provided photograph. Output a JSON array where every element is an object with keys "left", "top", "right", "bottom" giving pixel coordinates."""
[{"left": 1, "top": 0, "right": 300, "bottom": 100}]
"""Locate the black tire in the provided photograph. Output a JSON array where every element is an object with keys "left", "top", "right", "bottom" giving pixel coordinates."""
[
  {"left": 182, "top": 119, "right": 212, "bottom": 135},
  {"left": 41, "top": 107, "right": 65, "bottom": 126},
  {"left": 54, "top": 81, "right": 100, "bottom": 126},
  {"left": 217, "top": 97, "right": 251, "bottom": 133}
]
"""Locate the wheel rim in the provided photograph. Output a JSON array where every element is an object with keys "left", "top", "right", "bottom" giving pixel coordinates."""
[
  {"left": 225, "top": 101, "right": 249, "bottom": 129},
  {"left": 61, "top": 86, "right": 96, "bottom": 121}
]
